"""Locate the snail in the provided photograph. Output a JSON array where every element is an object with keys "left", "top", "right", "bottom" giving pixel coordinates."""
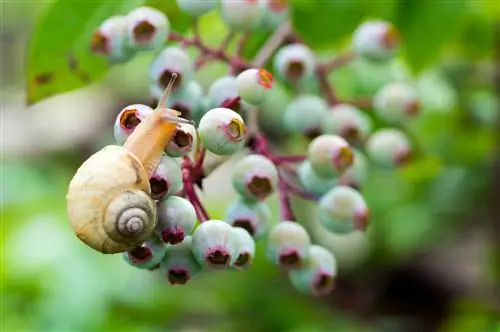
[{"left": 66, "top": 74, "right": 193, "bottom": 254}]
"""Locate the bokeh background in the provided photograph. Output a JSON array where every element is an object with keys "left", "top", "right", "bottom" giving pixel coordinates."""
[{"left": 1, "top": 1, "right": 499, "bottom": 331}]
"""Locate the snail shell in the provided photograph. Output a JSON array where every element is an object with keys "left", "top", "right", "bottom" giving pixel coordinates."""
[{"left": 66, "top": 145, "right": 157, "bottom": 254}]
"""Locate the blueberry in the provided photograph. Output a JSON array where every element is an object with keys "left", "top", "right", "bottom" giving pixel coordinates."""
[
  {"left": 150, "top": 80, "right": 204, "bottom": 121},
  {"left": 232, "top": 154, "right": 278, "bottom": 202},
  {"left": 236, "top": 68, "right": 274, "bottom": 106},
  {"left": 231, "top": 227, "right": 256, "bottom": 271},
  {"left": 266, "top": 221, "right": 311, "bottom": 270},
  {"left": 206, "top": 76, "right": 244, "bottom": 114},
  {"left": 192, "top": 220, "right": 240, "bottom": 269},
  {"left": 352, "top": 20, "right": 400, "bottom": 62},
  {"left": 122, "top": 235, "right": 167, "bottom": 269},
  {"left": 297, "top": 161, "right": 337, "bottom": 197},
  {"left": 366, "top": 128, "right": 412, "bottom": 168},
  {"left": 284, "top": 95, "right": 329, "bottom": 138},
  {"left": 155, "top": 196, "right": 197, "bottom": 245},
  {"left": 274, "top": 43, "right": 316, "bottom": 83},
  {"left": 91, "top": 15, "right": 133, "bottom": 63},
  {"left": 338, "top": 149, "right": 368, "bottom": 190},
  {"left": 318, "top": 186, "right": 370, "bottom": 234},
  {"left": 150, "top": 46, "right": 194, "bottom": 93},
  {"left": 260, "top": 0, "right": 289, "bottom": 30},
  {"left": 321, "top": 103, "right": 372, "bottom": 144},
  {"left": 224, "top": 198, "right": 272, "bottom": 240},
  {"left": 220, "top": 0, "right": 267, "bottom": 31},
  {"left": 307, "top": 135, "right": 354, "bottom": 179},
  {"left": 373, "top": 82, "right": 420, "bottom": 123},
  {"left": 197, "top": 107, "right": 247, "bottom": 156},
  {"left": 165, "top": 122, "right": 197, "bottom": 158},
  {"left": 149, "top": 154, "right": 183, "bottom": 200},
  {"left": 176, "top": 0, "right": 218, "bottom": 17},
  {"left": 113, "top": 104, "right": 154, "bottom": 145},
  {"left": 160, "top": 236, "right": 202, "bottom": 285},
  {"left": 288, "top": 245, "right": 337, "bottom": 297},
  {"left": 125, "top": 6, "right": 170, "bottom": 51}
]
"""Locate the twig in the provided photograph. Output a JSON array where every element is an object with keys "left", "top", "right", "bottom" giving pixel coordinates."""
[
  {"left": 252, "top": 21, "right": 292, "bottom": 68},
  {"left": 316, "top": 65, "right": 339, "bottom": 106},
  {"left": 278, "top": 179, "right": 297, "bottom": 221},
  {"left": 319, "top": 51, "right": 356, "bottom": 73}
]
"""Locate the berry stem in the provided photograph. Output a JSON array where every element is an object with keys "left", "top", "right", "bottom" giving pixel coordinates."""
[
  {"left": 278, "top": 178, "right": 297, "bottom": 221},
  {"left": 319, "top": 51, "right": 356, "bottom": 73},
  {"left": 315, "top": 65, "right": 339, "bottom": 106},
  {"left": 252, "top": 21, "right": 292, "bottom": 68},
  {"left": 236, "top": 32, "right": 251, "bottom": 57}
]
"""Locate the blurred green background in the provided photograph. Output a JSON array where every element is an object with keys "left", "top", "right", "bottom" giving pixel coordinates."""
[{"left": 1, "top": 1, "right": 499, "bottom": 331}]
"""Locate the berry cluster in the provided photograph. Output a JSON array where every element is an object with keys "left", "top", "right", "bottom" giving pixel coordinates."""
[{"left": 92, "top": 1, "right": 422, "bottom": 297}]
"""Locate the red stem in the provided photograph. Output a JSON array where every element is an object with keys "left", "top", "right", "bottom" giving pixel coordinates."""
[{"left": 278, "top": 179, "right": 296, "bottom": 221}]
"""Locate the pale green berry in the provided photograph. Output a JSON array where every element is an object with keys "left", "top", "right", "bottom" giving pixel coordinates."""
[
  {"left": 352, "top": 20, "right": 400, "bottom": 62},
  {"left": 91, "top": 15, "right": 134, "bottom": 63},
  {"left": 165, "top": 123, "right": 197, "bottom": 158},
  {"left": 113, "top": 104, "right": 154, "bottom": 145},
  {"left": 224, "top": 198, "right": 271, "bottom": 240},
  {"left": 260, "top": 0, "right": 289, "bottom": 30},
  {"left": 122, "top": 235, "right": 167, "bottom": 269},
  {"left": 150, "top": 80, "right": 204, "bottom": 121},
  {"left": 206, "top": 76, "right": 244, "bottom": 113},
  {"left": 232, "top": 154, "right": 278, "bottom": 202},
  {"left": 274, "top": 43, "right": 316, "bottom": 83},
  {"left": 176, "top": 0, "right": 218, "bottom": 17},
  {"left": 220, "top": 0, "right": 266, "bottom": 31},
  {"left": 155, "top": 196, "right": 197, "bottom": 245},
  {"left": 125, "top": 6, "right": 170, "bottom": 51},
  {"left": 192, "top": 220, "right": 240, "bottom": 269},
  {"left": 297, "top": 161, "right": 337, "bottom": 197},
  {"left": 284, "top": 95, "right": 329, "bottom": 138},
  {"left": 266, "top": 221, "right": 311, "bottom": 270},
  {"left": 307, "top": 135, "right": 354, "bottom": 179},
  {"left": 150, "top": 155, "right": 183, "bottom": 200},
  {"left": 321, "top": 104, "right": 372, "bottom": 144},
  {"left": 231, "top": 227, "right": 256, "bottom": 270},
  {"left": 150, "top": 46, "right": 194, "bottom": 93},
  {"left": 318, "top": 186, "right": 370, "bottom": 234},
  {"left": 197, "top": 107, "right": 247, "bottom": 156},
  {"left": 366, "top": 128, "right": 412, "bottom": 168},
  {"left": 288, "top": 245, "right": 337, "bottom": 297},
  {"left": 338, "top": 149, "right": 368, "bottom": 190},
  {"left": 236, "top": 68, "right": 274, "bottom": 106},
  {"left": 373, "top": 82, "right": 420, "bottom": 123},
  {"left": 160, "top": 236, "right": 202, "bottom": 285}
]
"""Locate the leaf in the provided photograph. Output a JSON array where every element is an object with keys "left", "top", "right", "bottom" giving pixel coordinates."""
[
  {"left": 395, "top": 0, "right": 468, "bottom": 73},
  {"left": 144, "top": 0, "right": 192, "bottom": 32}
]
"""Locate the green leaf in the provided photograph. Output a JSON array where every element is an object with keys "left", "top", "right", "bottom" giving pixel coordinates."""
[
  {"left": 144, "top": 0, "right": 192, "bottom": 32},
  {"left": 395, "top": 0, "right": 468, "bottom": 73}
]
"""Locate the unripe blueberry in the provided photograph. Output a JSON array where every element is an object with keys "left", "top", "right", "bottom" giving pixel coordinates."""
[
  {"left": 150, "top": 80, "right": 204, "bottom": 120},
  {"left": 297, "top": 161, "right": 337, "bottom": 197},
  {"left": 224, "top": 198, "right": 271, "bottom": 240},
  {"left": 318, "top": 186, "right": 370, "bottom": 234},
  {"left": 236, "top": 68, "right": 274, "bottom": 106},
  {"left": 366, "top": 128, "right": 412, "bottom": 167},
  {"left": 165, "top": 123, "right": 197, "bottom": 158},
  {"left": 373, "top": 82, "right": 420, "bottom": 123},
  {"left": 288, "top": 245, "right": 337, "bottom": 297},
  {"left": 176, "top": 0, "right": 218, "bottom": 17},
  {"left": 274, "top": 43, "right": 316, "bottom": 83},
  {"left": 284, "top": 95, "right": 329, "bottom": 138},
  {"left": 321, "top": 104, "right": 372, "bottom": 144},
  {"left": 113, "top": 104, "right": 154, "bottom": 145},
  {"left": 266, "top": 221, "right": 311, "bottom": 270},
  {"left": 125, "top": 6, "right": 170, "bottom": 51},
  {"left": 91, "top": 16, "right": 133, "bottom": 63},
  {"left": 307, "top": 135, "right": 354, "bottom": 179},
  {"left": 232, "top": 227, "right": 256, "bottom": 270},
  {"left": 122, "top": 235, "right": 167, "bottom": 269},
  {"left": 352, "top": 20, "right": 400, "bottom": 62},
  {"left": 207, "top": 76, "right": 243, "bottom": 113},
  {"left": 160, "top": 236, "right": 201, "bottom": 285},
  {"left": 155, "top": 196, "right": 197, "bottom": 245},
  {"left": 220, "top": 0, "right": 266, "bottom": 31},
  {"left": 232, "top": 154, "right": 278, "bottom": 202},
  {"left": 150, "top": 46, "right": 194, "bottom": 93},
  {"left": 260, "top": 0, "right": 289, "bottom": 29},
  {"left": 197, "top": 107, "right": 247, "bottom": 156},
  {"left": 150, "top": 155, "right": 183, "bottom": 200},
  {"left": 338, "top": 149, "right": 368, "bottom": 190},
  {"left": 192, "top": 220, "right": 240, "bottom": 269}
]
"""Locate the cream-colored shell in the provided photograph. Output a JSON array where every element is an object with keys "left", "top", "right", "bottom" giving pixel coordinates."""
[{"left": 66, "top": 145, "right": 157, "bottom": 254}]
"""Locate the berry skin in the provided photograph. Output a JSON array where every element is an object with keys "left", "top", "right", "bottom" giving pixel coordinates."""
[
  {"left": 232, "top": 154, "right": 278, "bottom": 202},
  {"left": 176, "top": 0, "right": 218, "bottom": 17},
  {"left": 318, "top": 186, "right": 370, "bottom": 234},
  {"left": 125, "top": 6, "right": 170, "bottom": 51},
  {"left": 307, "top": 135, "right": 354, "bottom": 179},
  {"left": 366, "top": 128, "right": 412, "bottom": 168},
  {"left": 160, "top": 236, "right": 202, "bottom": 285},
  {"left": 220, "top": 0, "right": 266, "bottom": 31},
  {"left": 236, "top": 68, "right": 274, "bottom": 106},
  {"left": 274, "top": 43, "right": 316, "bottom": 83},
  {"left": 149, "top": 155, "right": 183, "bottom": 200},
  {"left": 297, "top": 161, "right": 337, "bottom": 197},
  {"left": 338, "top": 149, "right": 368, "bottom": 190},
  {"left": 352, "top": 20, "right": 400, "bottom": 62},
  {"left": 150, "top": 46, "right": 194, "bottom": 93},
  {"left": 231, "top": 227, "right": 256, "bottom": 270},
  {"left": 122, "top": 235, "right": 167, "bottom": 269},
  {"left": 260, "top": 0, "right": 289, "bottom": 29},
  {"left": 224, "top": 198, "right": 271, "bottom": 240},
  {"left": 91, "top": 16, "right": 133, "bottom": 63},
  {"left": 284, "top": 95, "right": 329, "bottom": 138},
  {"left": 155, "top": 196, "right": 197, "bottom": 245},
  {"left": 197, "top": 107, "right": 247, "bottom": 156},
  {"left": 266, "top": 221, "right": 311, "bottom": 270},
  {"left": 113, "top": 104, "right": 154, "bottom": 145},
  {"left": 373, "top": 82, "right": 420, "bottom": 123},
  {"left": 321, "top": 104, "right": 373, "bottom": 144},
  {"left": 207, "top": 76, "right": 245, "bottom": 114},
  {"left": 165, "top": 122, "right": 197, "bottom": 158},
  {"left": 192, "top": 220, "right": 240, "bottom": 269},
  {"left": 150, "top": 80, "right": 204, "bottom": 121},
  {"left": 288, "top": 245, "right": 337, "bottom": 297}
]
